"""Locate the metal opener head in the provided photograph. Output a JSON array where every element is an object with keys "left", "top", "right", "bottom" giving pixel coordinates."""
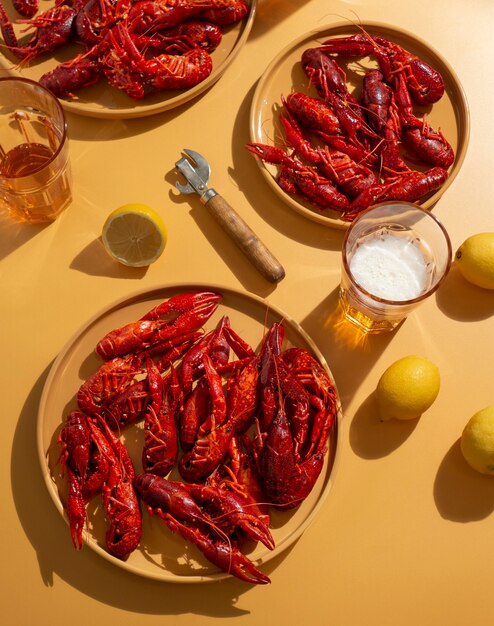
[{"left": 175, "top": 149, "right": 211, "bottom": 195}]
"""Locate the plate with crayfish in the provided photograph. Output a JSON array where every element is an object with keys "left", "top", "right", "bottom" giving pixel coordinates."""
[
  {"left": 249, "top": 21, "right": 470, "bottom": 228},
  {"left": 38, "top": 284, "right": 341, "bottom": 583},
  {"left": 0, "top": 0, "right": 256, "bottom": 119}
]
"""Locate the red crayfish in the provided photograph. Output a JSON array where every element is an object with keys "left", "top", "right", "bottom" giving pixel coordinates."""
[
  {"left": 317, "top": 31, "right": 445, "bottom": 105},
  {"left": 0, "top": 0, "right": 249, "bottom": 99},
  {"left": 95, "top": 290, "right": 221, "bottom": 359},
  {"left": 243, "top": 324, "right": 338, "bottom": 510},
  {"left": 59, "top": 411, "right": 142, "bottom": 559},
  {"left": 135, "top": 473, "right": 273, "bottom": 584},
  {"left": 0, "top": 3, "right": 76, "bottom": 61},
  {"left": 247, "top": 28, "right": 454, "bottom": 220},
  {"left": 55, "top": 290, "right": 339, "bottom": 585}
]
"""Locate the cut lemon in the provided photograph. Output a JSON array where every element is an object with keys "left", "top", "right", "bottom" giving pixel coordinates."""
[{"left": 102, "top": 204, "right": 167, "bottom": 267}]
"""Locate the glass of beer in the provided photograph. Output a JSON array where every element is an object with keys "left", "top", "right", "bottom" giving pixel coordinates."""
[
  {"left": 0, "top": 77, "right": 72, "bottom": 224},
  {"left": 339, "top": 202, "right": 452, "bottom": 333}
]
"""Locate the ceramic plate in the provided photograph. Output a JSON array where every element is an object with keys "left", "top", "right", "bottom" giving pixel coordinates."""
[
  {"left": 38, "top": 284, "right": 341, "bottom": 583},
  {"left": 0, "top": 1, "right": 256, "bottom": 119},
  {"left": 249, "top": 21, "right": 470, "bottom": 229}
]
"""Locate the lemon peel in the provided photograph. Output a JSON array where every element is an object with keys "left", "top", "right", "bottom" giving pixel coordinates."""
[
  {"left": 461, "top": 406, "right": 494, "bottom": 474},
  {"left": 102, "top": 203, "right": 167, "bottom": 267},
  {"left": 376, "top": 355, "right": 440, "bottom": 421},
  {"left": 455, "top": 232, "right": 494, "bottom": 290}
]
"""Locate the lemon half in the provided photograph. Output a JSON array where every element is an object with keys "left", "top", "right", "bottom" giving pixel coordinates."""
[
  {"left": 455, "top": 232, "right": 494, "bottom": 290},
  {"left": 461, "top": 407, "right": 494, "bottom": 474},
  {"left": 102, "top": 204, "right": 167, "bottom": 267},
  {"left": 376, "top": 355, "right": 440, "bottom": 421}
]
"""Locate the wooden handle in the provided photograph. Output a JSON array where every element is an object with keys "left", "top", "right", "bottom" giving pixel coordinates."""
[{"left": 204, "top": 194, "right": 285, "bottom": 283}]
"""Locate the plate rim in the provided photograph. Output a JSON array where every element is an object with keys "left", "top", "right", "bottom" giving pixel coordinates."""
[
  {"left": 249, "top": 19, "right": 470, "bottom": 229},
  {"left": 37, "top": 282, "right": 342, "bottom": 583}
]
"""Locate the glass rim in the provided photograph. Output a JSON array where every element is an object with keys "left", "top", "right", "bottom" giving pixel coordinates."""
[
  {"left": 0, "top": 76, "right": 68, "bottom": 179},
  {"left": 342, "top": 201, "right": 453, "bottom": 306}
]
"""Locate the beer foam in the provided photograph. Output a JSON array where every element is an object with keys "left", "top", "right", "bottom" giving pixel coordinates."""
[{"left": 350, "top": 234, "right": 431, "bottom": 301}]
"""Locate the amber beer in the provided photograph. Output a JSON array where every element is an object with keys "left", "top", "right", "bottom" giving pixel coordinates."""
[
  {"left": 0, "top": 78, "right": 72, "bottom": 224},
  {"left": 0, "top": 141, "right": 72, "bottom": 223}
]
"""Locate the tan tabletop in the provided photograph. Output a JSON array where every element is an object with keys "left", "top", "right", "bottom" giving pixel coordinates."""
[{"left": 2, "top": 1, "right": 493, "bottom": 624}]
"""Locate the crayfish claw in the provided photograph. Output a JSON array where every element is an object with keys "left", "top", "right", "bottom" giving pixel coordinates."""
[
  {"left": 66, "top": 467, "right": 87, "bottom": 550},
  {"left": 141, "top": 291, "right": 222, "bottom": 321},
  {"left": 228, "top": 555, "right": 271, "bottom": 585},
  {"left": 164, "top": 517, "right": 270, "bottom": 585},
  {"left": 237, "top": 517, "right": 275, "bottom": 551}
]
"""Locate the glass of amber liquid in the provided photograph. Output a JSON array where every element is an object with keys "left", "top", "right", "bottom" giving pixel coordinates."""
[
  {"left": 339, "top": 202, "right": 452, "bottom": 333},
  {"left": 0, "top": 77, "right": 72, "bottom": 223}
]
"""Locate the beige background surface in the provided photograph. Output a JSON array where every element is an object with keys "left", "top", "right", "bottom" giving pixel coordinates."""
[{"left": 1, "top": 1, "right": 493, "bottom": 624}]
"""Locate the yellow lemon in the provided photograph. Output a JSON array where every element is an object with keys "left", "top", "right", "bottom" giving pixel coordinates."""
[
  {"left": 455, "top": 232, "right": 494, "bottom": 290},
  {"left": 461, "top": 406, "right": 494, "bottom": 474},
  {"left": 376, "top": 355, "right": 440, "bottom": 421},
  {"left": 102, "top": 204, "right": 167, "bottom": 267}
]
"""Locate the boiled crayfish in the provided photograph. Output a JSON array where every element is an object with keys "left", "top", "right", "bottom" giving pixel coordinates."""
[
  {"left": 135, "top": 473, "right": 272, "bottom": 584},
  {"left": 247, "top": 27, "right": 455, "bottom": 220},
  {"left": 59, "top": 411, "right": 141, "bottom": 559},
  {"left": 54, "top": 289, "right": 339, "bottom": 584},
  {"left": 0, "top": 0, "right": 249, "bottom": 99}
]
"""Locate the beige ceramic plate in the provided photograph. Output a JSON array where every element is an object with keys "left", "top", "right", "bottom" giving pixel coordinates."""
[
  {"left": 38, "top": 284, "right": 341, "bottom": 583},
  {"left": 0, "top": 1, "right": 256, "bottom": 119},
  {"left": 249, "top": 21, "right": 470, "bottom": 229}
]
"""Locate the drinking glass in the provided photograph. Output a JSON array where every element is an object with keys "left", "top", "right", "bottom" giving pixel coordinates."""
[
  {"left": 0, "top": 77, "right": 72, "bottom": 223},
  {"left": 339, "top": 202, "right": 452, "bottom": 333}
]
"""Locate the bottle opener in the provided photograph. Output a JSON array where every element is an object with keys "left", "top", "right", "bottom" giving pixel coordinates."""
[{"left": 175, "top": 149, "right": 285, "bottom": 283}]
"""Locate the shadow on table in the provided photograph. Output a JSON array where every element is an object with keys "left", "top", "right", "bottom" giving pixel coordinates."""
[
  {"left": 251, "top": 0, "right": 314, "bottom": 40},
  {"left": 0, "top": 207, "right": 49, "bottom": 261},
  {"left": 349, "top": 392, "right": 419, "bottom": 459},
  {"left": 297, "top": 287, "right": 396, "bottom": 416},
  {"left": 433, "top": 439, "right": 494, "bottom": 522},
  {"left": 70, "top": 238, "right": 149, "bottom": 279},
  {"left": 435, "top": 268, "right": 494, "bottom": 322},
  {"left": 11, "top": 366, "right": 294, "bottom": 615},
  {"left": 65, "top": 91, "right": 210, "bottom": 143}
]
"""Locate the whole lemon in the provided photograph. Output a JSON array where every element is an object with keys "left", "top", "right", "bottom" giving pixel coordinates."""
[
  {"left": 455, "top": 232, "right": 494, "bottom": 290},
  {"left": 376, "top": 355, "right": 440, "bottom": 421},
  {"left": 460, "top": 406, "right": 494, "bottom": 474}
]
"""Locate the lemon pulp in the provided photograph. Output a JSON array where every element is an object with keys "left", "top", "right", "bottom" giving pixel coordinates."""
[{"left": 102, "top": 203, "right": 167, "bottom": 267}]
